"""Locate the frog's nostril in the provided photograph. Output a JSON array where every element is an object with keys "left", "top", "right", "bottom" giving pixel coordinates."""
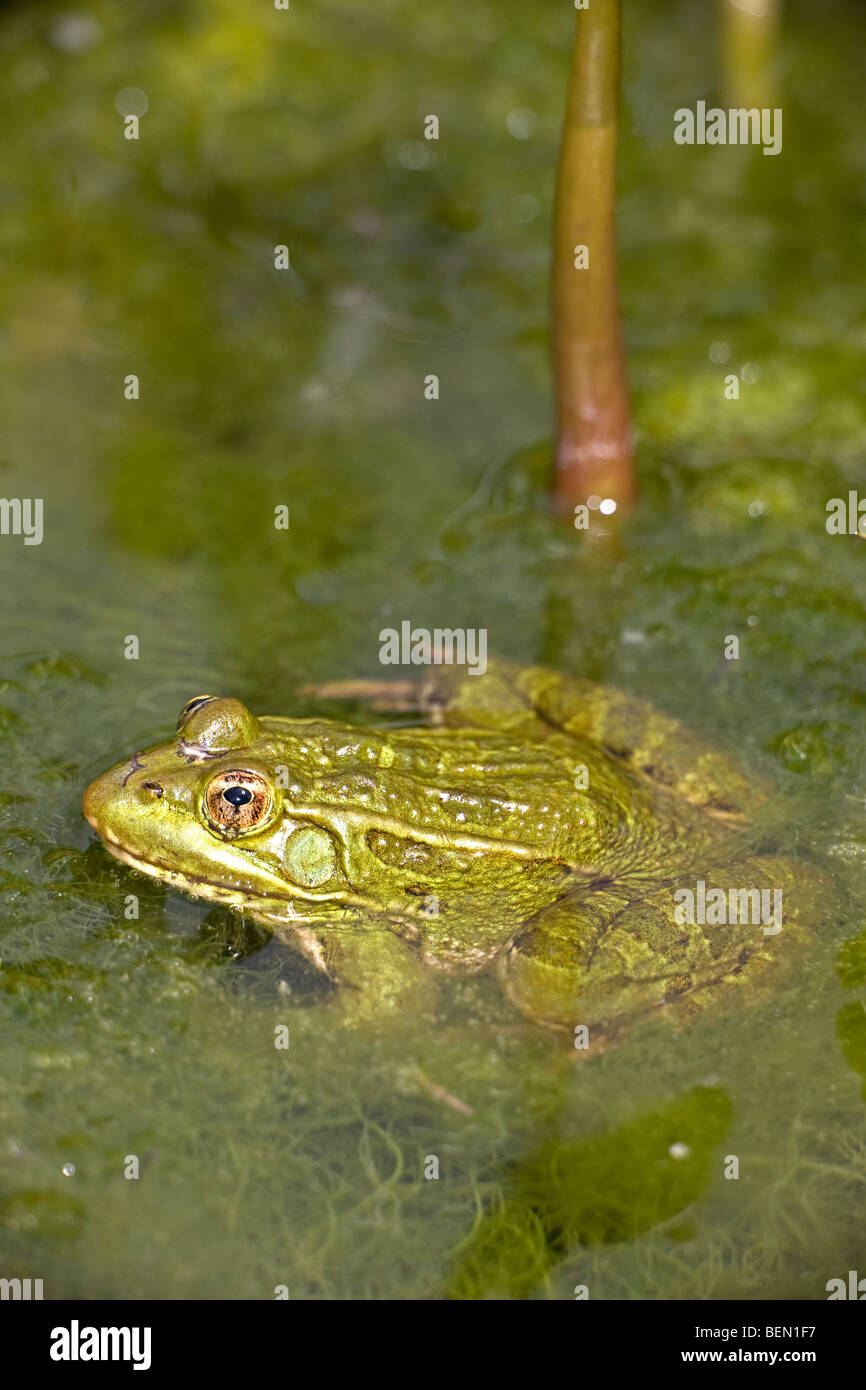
[{"left": 143, "top": 781, "right": 164, "bottom": 800}]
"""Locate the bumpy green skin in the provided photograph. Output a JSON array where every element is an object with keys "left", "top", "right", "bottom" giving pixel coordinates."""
[{"left": 82, "top": 662, "right": 824, "bottom": 1038}]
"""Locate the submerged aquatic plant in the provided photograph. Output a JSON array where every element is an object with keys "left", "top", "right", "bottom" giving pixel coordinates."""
[{"left": 446, "top": 1086, "right": 731, "bottom": 1300}]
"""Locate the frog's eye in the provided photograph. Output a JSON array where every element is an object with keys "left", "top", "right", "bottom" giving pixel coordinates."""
[
  {"left": 177, "top": 695, "right": 218, "bottom": 730},
  {"left": 204, "top": 770, "right": 273, "bottom": 836}
]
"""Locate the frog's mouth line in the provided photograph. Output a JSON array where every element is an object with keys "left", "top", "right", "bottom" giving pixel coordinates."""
[
  {"left": 89, "top": 822, "right": 317, "bottom": 922},
  {"left": 98, "top": 836, "right": 269, "bottom": 911},
  {"left": 92, "top": 829, "right": 365, "bottom": 923}
]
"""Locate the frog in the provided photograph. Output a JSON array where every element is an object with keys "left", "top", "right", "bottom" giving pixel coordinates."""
[{"left": 82, "top": 661, "right": 825, "bottom": 1042}]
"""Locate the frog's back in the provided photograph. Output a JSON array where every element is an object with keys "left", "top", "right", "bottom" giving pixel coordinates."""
[{"left": 260, "top": 716, "right": 670, "bottom": 874}]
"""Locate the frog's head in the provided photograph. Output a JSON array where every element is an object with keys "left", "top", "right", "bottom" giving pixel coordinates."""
[{"left": 82, "top": 696, "right": 350, "bottom": 923}]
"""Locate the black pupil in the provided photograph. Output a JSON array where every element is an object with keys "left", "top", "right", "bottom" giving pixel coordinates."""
[{"left": 223, "top": 785, "right": 253, "bottom": 808}]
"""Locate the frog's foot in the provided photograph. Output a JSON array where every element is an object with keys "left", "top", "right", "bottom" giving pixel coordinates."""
[
  {"left": 301, "top": 657, "right": 541, "bottom": 728},
  {"left": 288, "top": 922, "right": 438, "bottom": 1026},
  {"left": 500, "top": 857, "right": 827, "bottom": 1048},
  {"left": 299, "top": 678, "right": 421, "bottom": 712},
  {"left": 506, "top": 667, "right": 774, "bottom": 823}
]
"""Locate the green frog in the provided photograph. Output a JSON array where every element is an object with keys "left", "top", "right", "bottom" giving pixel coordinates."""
[{"left": 82, "top": 662, "right": 824, "bottom": 1041}]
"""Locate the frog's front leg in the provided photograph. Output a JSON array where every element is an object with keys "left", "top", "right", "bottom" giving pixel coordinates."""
[{"left": 288, "top": 923, "right": 437, "bottom": 1025}]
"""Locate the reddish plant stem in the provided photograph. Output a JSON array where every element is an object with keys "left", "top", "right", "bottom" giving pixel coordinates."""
[{"left": 552, "top": 1, "right": 634, "bottom": 514}]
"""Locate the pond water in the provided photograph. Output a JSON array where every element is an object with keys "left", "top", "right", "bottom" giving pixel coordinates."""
[{"left": 1, "top": 0, "right": 865, "bottom": 1299}]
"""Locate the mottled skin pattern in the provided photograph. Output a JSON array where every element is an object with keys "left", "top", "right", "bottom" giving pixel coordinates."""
[{"left": 82, "top": 663, "right": 825, "bottom": 1041}]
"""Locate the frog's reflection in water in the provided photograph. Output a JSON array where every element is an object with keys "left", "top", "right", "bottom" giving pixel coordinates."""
[{"left": 192, "top": 905, "right": 336, "bottom": 1004}]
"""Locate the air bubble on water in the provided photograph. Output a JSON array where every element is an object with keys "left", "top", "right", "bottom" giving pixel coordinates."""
[
  {"left": 115, "top": 87, "right": 149, "bottom": 118},
  {"left": 747, "top": 499, "right": 767, "bottom": 517},
  {"left": 668, "top": 1142, "right": 691, "bottom": 1160},
  {"left": 329, "top": 284, "right": 367, "bottom": 310},
  {"left": 730, "top": 0, "right": 771, "bottom": 17},
  {"left": 587, "top": 494, "right": 601, "bottom": 510},
  {"left": 747, "top": 614, "right": 759, "bottom": 626},
  {"left": 50, "top": 13, "right": 103, "bottom": 54},
  {"left": 708, "top": 341, "right": 730, "bottom": 364},
  {"left": 62, "top": 1163, "right": 76, "bottom": 1177},
  {"left": 506, "top": 108, "right": 538, "bottom": 140},
  {"left": 599, "top": 498, "right": 617, "bottom": 515},
  {"left": 398, "top": 141, "right": 431, "bottom": 170},
  {"left": 513, "top": 193, "right": 540, "bottom": 223},
  {"left": 740, "top": 361, "right": 762, "bottom": 384}
]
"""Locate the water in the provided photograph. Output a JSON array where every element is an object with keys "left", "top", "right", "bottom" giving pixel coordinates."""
[{"left": 1, "top": 0, "right": 865, "bottom": 1299}]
